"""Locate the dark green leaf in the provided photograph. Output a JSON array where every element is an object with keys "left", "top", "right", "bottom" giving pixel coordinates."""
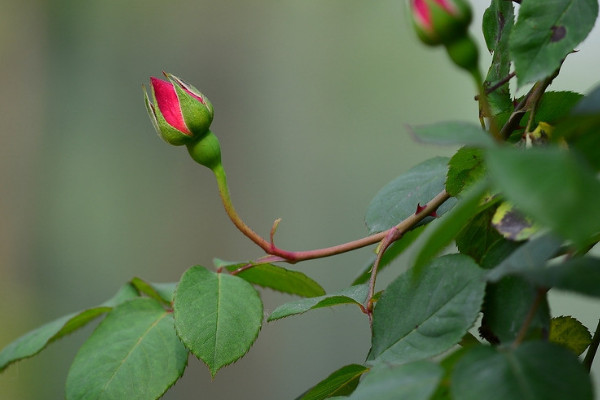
[
  {"left": 365, "top": 157, "right": 456, "bottom": 234},
  {"left": 346, "top": 361, "right": 442, "bottom": 400},
  {"left": 510, "top": 0, "right": 598, "bottom": 85},
  {"left": 368, "top": 254, "right": 486, "bottom": 364},
  {"left": 446, "top": 147, "right": 486, "bottom": 197},
  {"left": 296, "top": 364, "right": 369, "bottom": 400},
  {"left": 66, "top": 298, "right": 188, "bottom": 400},
  {"left": 529, "top": 91, "right": 584, "bottom": 125},
  {"left": 480, "top": 276, "right": 550, "bottom": 344},
  {"left": 456, "top": 205, "right": 504, "bottom": 263},
  {"left": 352, "top": 225, "right": 425, "bottom": 285},
  {"left": 486, "top": 234, "right": 563, "bottom": 282},
  {"left": 408, "top": 122, "right": 494, "bottom": 147},
  {"left": 268, "top": 285, "right": 368, "bottom": 322},
  {"left": 0, "top": 283, "right": 138, "bottom": 372},
  {"left": 173, "top": 266, "right": 263, "bottom": 377},
  {"left": 483, "top": 0, "right": 515, "bottom": 115},
  {"left": 517, "top": 256, "right": 600, "bottom": 298},
  {"left": 430, "top": 348, "right": 469, "bottom": 400},
  {"left": 554, "top": 85, "right": 600, "bottom": 170},
  {"left": 451, "top": 342, "right": 593, "bottom": 400},
  {"left": 550, "top": 316, "right": 592, "bottom": 356},
  {"left": 486, "top": 146, "right": 600, "bottom": 248},
  {"left": 222, "top": 262, "right": 325, "bottom": 297},
  {"left": 410, "top": 180, "right": 489, "bottom": 273},
  {"left": 130, "top": 277, "right": 176, "bottom": 305},
  {"left": 480, "top": 239, "right": 523, "bottom": 270}
]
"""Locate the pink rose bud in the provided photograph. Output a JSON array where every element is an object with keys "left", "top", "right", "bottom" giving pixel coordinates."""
[
  {"left": 143, "top": 72, "right": 214, "bottom": 145},
  {"left": 409, "top": 0, "right": 472, "bottom": 46}
]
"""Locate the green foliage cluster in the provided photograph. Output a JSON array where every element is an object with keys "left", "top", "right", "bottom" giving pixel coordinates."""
[{"left": 2, "top": 0, "right": 600, "bottom": 398}]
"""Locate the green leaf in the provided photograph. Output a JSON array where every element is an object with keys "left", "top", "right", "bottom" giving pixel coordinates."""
[
  {"left": 296, "top": 364, "right": 369, "bottom": 400},
  {"left": 446, "top": 147, "right": 486, "bottom": 197},
  {"left": 268, "top": 285, "right": 368, "bottom": 322},
  {"left": 345, "top": 361, "right": 442, "bottom": 400},
  {"left": 491, "top": 201, "right": 540, "bottom": 241},
  {"left": 529, "top": 91, "right": 584, "bottom": 125},
  {"left": 368, "top": 254, "right": 486, "bottom": 364},
  {"left": 554, "top": 85, "right": 600, "bottom": 170},
  {"left": 66, "top": 298, "right": 187, "bottom": 400},
  {"left": 430, "top": 348, "right": 470, "bottom": 400},
  {"left": 408, "top": 122, "right": 494, "bottom": 147},
  {"left": 486, "top": 234, "right": 563, "bottom": 282},
  {"left": 456, "top": 205, "right": 504, "bottom": 263},
  {"left": 510, "top": 0, "right": 599, "bottom": 85},
  {"left": 550, "top": 316, "right": 592, "bottom": 356},
  {"left": 486, "top": 146, "right": 600, "bottom": 248},
  {"left": 130, "top": 277, "right": 177, "bottom": 305},
  {"left": 365, "top": 157, "right": 456, "bottom": 234},
  {"left": 0, "top": 283, "right": 138, "bottom": 372},
  {"left": 173, "top": 265, "right": 263, "bottom": 377},
  {"left": 514, "top": 256, "right": 600, "bottom": 298},
  {"left": 352, "top": 225, "right": 425, "bottom": 285},
  {"left": 480, "top": 275, "right": 551, "bottom": 344},
  {"left": 410, "top": 180, "right": 489, "bottom": 273},
  {"left": 483, "top": 0, "right": 515, "bottom": 115},
  {"left": 221, "top": 262, "right": 325, "bottom": 297},
  {"left": 451, "top": 342, "right": 593, "bottom": 400}
]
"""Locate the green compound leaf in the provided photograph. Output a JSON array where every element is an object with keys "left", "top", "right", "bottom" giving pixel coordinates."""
[
  {"left": 0, "top": 283, "right": 138, "bottom": 372},
  {"left": 219, "top": 261, "right": 325, "bottom": 297},
  {"left": 451, "top": 342, "right": 593, "bottom": 400},
  {"left": 486, "top": 146, "right": 600, "bottom": 249},
  {"left": 296, "top": 364, "right": 369, "bottom": 400},
  {"left": 130, "top": 277, "right": 177, "bottom": 305},
  {"left": 483, "top": 0, "right": 515, "bottom": 115},
  {"left": 446, "top": 147, "right": 486, "bottom": 197},
  {"left": 352, "top": 225, "right": 425, "bottom": 285},
  {"left": 268, "top": 285, "right": 368, "bottom": 322},
  {"left": 368, "top": 254, "right": 486, "bottom": 365},
  {"left": 65, "top": 298, "right": 188, "bottom": 400},
  {"left": 346, "top": 361, "right": 442, "bottom": 400},
  {"left": 173, "top": 266, "right": 262, "bottom": 377},
  {"left": 550, "top": 316, "right": 592, "bottom": 356},
  {"left": 510, "top": 0, "right": 599, "bottom": 86},
  {"left": 408, "top": 121, "right": 494, "bottom": 147},
  {"left": 365, "top": 157, "right": 456, "bottom": 234}
]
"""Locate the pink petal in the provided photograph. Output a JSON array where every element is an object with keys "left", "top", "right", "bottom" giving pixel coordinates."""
[
  {"left": 413, "top": 0, "right": 432, "bottom": 28},
  {"left": 150, "top": 77, "right": 191, "bottom": 134}
]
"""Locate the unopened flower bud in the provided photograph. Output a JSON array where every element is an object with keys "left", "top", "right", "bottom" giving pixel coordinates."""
[
  {"left": 409, "top": 0, "right": 472, "bottom": 46},
  {"left": 144, "top": 73, "right": 214, "bottom": 145}
]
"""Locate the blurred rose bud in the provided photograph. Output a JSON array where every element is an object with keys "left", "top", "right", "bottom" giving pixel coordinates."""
[
  {"left": 144, "top": 73, "right": 214, "bottom": 145},
  {"left": 409, "top": 0, "right": 472, "bottom": 46}
]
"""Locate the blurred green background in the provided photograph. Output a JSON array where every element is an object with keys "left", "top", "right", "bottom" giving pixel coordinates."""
[{"left": 1, "top": 0, "right": 599, "bottom": 398}]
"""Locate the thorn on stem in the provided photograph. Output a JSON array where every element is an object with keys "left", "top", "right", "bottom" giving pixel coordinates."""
[{"left": 415, "top": 203, "right": 438, "bottom": 218}]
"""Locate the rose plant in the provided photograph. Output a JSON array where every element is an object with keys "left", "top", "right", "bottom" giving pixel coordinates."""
[{"left": 2, "top": 0, "right": 600, "bottom": 399}]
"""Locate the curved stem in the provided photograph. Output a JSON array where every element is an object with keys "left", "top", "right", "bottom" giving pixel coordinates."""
[
  {"left": 213, "top": 163, "right": 451, "bottom": 264},
  {"left": 584, "top": 318, "right": 600, "bottom": 372},
  {"left": 472, "top": 69, "right": 502, "bottom": 142}
]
